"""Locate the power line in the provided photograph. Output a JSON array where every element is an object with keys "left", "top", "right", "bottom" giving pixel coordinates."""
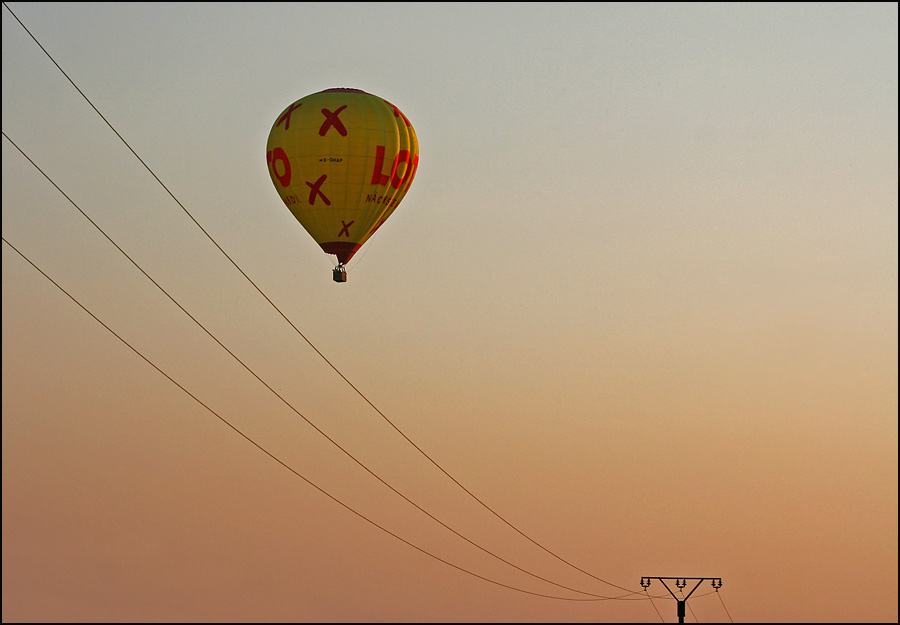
[
  {"left": 1, "top": 0, "right": 641, "bottom": 597},
  {"left": 0, "top": 234, "right": 613, "bottom": 602},
  {"left": 716, "top": 586, "right": 735, "bottom": 623},
  {"left": 683, "top": 587, "right": 699, "bottom": 623},
  {"left": 643, "top": 587, "right": 666, "bottom": 622},
  {"left": 1, "top": 129, "right": 634, "bottom": 601}
]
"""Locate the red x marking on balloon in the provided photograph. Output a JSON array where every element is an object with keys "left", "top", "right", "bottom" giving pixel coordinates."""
[
  {"left": 276, "top": 102, "right": 302, "bottom": 130},
  {"left": 305, "top": 174, "right": 331, "bottom": 205},
  {"left": 319, "top": 105, "right": 348, "bottom": 136},
  {"left": 338, "top": 220, "right": 354, "bottom": 237}
]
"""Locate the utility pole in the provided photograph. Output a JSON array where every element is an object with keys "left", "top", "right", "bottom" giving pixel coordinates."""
[{"left": 640, "top": 576, "right": 722, "bottom": 623}]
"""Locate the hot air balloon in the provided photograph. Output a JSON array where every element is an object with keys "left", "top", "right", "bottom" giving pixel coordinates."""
[{"left": 265, "top": 88, "right": 419, "bottom": 282}]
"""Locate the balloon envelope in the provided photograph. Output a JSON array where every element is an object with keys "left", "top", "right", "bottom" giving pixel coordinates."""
[{"left": 266, "top": 88, "right": 419, "bottom": 266}]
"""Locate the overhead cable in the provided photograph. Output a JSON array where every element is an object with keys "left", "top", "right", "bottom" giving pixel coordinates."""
[
  {"left": 2, "top": 0, "right": 641, "bottom": 597},
  {"left": 1, "top": 234, "right": 616, "bottom": 602},
  {"left": 2, "top": 130, "right": 637, "bottom": 601}
]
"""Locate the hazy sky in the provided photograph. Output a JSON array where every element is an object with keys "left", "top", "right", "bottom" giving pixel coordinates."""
[{"left": 2, "top": 2, "right": 897, "bottom": 622}]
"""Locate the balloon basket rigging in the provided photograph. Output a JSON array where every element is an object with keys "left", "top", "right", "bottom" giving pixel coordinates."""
[{"left": 333, "top": 264, "right": 348, "bottom": 282}]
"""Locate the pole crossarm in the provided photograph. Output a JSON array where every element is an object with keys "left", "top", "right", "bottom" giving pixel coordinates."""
[{"left": 640, "top": 577, "right": 723, "bottom": 623}]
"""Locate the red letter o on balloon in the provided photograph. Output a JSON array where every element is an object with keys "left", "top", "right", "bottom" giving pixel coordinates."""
[{"left": 267, "top": 148, "right": 291, "bottom": 187}]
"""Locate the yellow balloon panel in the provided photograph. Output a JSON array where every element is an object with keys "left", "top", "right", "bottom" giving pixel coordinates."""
[{"left": 266, "top": 88, "right": 418, "bottom": 265}]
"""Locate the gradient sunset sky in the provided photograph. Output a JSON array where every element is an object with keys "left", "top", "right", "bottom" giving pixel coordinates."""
[{"left": 2, "top": 2, "right": 897, "bottom": 622}]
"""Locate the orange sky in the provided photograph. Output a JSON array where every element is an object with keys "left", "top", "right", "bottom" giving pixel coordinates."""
[{"left": 3, "top": 2, "right": 897, "bottom": 622}]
